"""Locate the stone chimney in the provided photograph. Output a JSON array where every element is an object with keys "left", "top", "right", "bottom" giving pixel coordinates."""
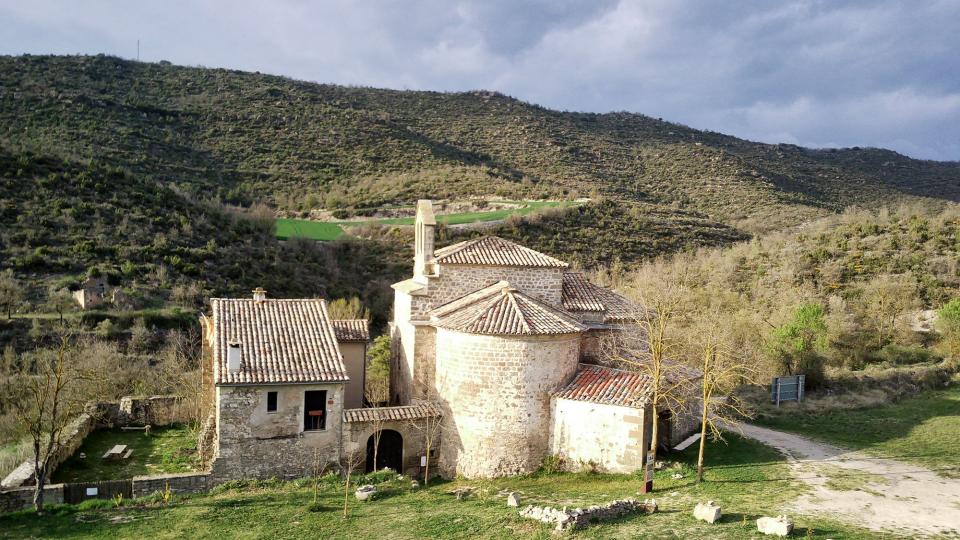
[
  {"left": 252, "top": 287, "right": 267, "bottom": 302},
  {"left": 227, "top": 342, "right": 242, "bottom": 373},
  {"left": 414, "top": 200, "right": 437, "bottom": 278}
]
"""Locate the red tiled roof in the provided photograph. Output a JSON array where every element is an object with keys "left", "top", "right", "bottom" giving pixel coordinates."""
[
  {"left": 343, "top": 402, "right": 441, "bottom": 423},
  {"left": 211, "top": 298, "right": 348, "bottom": 385},
  {"left": 434, "top": 236, "right": 568, "bottom": 268},
  {"left": 553, "top": 364, "right": 652, "bottom": 408},
  {"left": 430, "top": 282, "right": 586, "bottom": 336},
  {"left": 332, "top": 319, "right": 369, "bottom": 342},
  {"left": 561, "top": 272, "right": 639, "bottom": 321}
]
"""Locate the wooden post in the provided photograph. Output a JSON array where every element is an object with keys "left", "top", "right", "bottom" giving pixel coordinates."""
[{"left": 775, "top": 378, "right": 781, "bottom": 408}]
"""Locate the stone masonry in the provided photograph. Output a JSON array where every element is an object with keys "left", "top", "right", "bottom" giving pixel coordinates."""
[{"left": 435, "top": 329, "right": 581, "bottom": 477}]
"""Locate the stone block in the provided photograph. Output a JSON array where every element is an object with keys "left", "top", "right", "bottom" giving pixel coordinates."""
[
  {"left": 757, "top": 515, "right": 794, "bottom": 537},
  {"left": 507, "top": 492, "right": 521, "bottom": 507},
  {"left": 693, "top": 501, "right": 721, "bottom": 524},
  {"left": 355, "top": 485, "right": 376, "bottom": 501}
]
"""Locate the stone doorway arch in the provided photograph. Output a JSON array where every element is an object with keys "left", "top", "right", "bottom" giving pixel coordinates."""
[{"left": 366, "top": 429, "right": 403, "bottom": 473}]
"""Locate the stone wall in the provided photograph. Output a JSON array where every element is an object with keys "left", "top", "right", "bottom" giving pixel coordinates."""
[
  {"left": 119, "top": 395, "right": 189, "bottom": 426},
  {"left": 411, "top": 265, "right": 564, "bottom": 317},
  {"left": 666, "top": 397, "right": 702, "bottom": 448},
  {"left": 211, "top": 383, "right": 343, "bottom": 482},
  {"left": 0, "top": 483, "right": 64, "bottom": 514},
  {"left": 1, "top": 413, "right": 96, "bottom": 488},
  {"left": 435, "top": 329, "right": 581, "bottom": 478},
  {"left": 549, "top": 398, "right": 649, "bottom": 473},
  {"left": 131, "top": 472, "right": 209, "bottom": 498},
  {"left": 341, "top": 418, "right": 437, "bottom": 478}
]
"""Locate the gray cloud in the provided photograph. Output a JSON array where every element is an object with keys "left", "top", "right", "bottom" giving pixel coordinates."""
[{"left": 1, "top": 0, "right": 958, "bottom": 160}]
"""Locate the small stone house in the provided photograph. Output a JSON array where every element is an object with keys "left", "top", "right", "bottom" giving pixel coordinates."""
[{"left": 72, "top": 276, "right": 108, "bottom": 309}]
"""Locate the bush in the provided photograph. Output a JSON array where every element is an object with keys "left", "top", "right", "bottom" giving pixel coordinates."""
[{"left": 868, "top": 345, "right": 942, "bottom": 367}]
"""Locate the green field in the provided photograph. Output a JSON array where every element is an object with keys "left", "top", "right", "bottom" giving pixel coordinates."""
[
  {"left": 51, "top": 425, "right": 199, "bottom": 483},
  {"left": 275, "top": 201, "right": 582, "bottom": 241},
  {"left": 754, "top": 382, "right": 960, "bottom": 476},
  {"left": 1, "top": 434, "right": 881, "bottom": 539}
]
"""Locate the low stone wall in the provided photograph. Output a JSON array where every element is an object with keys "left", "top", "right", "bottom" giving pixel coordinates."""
[
  {"left": 519, "top": 498, "right": 657, "bottom": 531},
  {"left": 0, "top": 484, "right": 64, "bottom": 514},
  {"left": 132, "top": 472, "right": 209, "bottom": 498},
  {"left": 2, "top": 395, "right": 189, "bottom": 489},
  {"left": 1, "top": 413, "right": 96, "bottom": 489},
  {"left": 120, "top": 395, "right": 189, "bottom": 426}
]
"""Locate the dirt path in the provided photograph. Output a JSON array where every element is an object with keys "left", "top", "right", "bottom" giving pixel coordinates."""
[{"left": 738, "top": 423, "right": 960, "bottom": 538}]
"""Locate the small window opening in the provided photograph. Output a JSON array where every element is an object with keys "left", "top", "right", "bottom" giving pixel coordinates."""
[
  {"left": 266, "top": 391, "right": 278, "bottom": 413},
  {"left": 304, "top": 390, "right": 327, "bottom": 431}
]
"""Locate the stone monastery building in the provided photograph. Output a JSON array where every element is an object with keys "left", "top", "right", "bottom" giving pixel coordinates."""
[{"left": 201, "top": 201, "right": 697, "bottom": 482}]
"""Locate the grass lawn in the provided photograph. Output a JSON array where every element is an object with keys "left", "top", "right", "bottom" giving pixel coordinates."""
[
  {"left": 2, "top": 434, "right": 884, "bottom": 539},
  {"left": 274, "top": 200, "right": 583, "bottom": 241},
  {"left": 753, "top": 383, "right": 960, "bottom": 476},
  {"left": 275, "top": 219, "right": 345, "bottom": 241},
  {"left": 50, "top": 424, "right": 199, "bottom": 483}
]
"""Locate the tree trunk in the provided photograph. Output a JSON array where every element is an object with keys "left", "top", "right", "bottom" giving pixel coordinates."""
[
  {"left": 649, "top": 406, "right": 659, "bottom": 466},
  {"left": 342, "top": 473, "right": 350, "bottom": 518},
  {"left": 423, "top": 444, "right": 431, "bottom": 486},
  {"left": 33, "top": 467, "right": 46, "bottom": 515},
  {"left": 696, "top": 402, "right": 709, "bottom": 484}
]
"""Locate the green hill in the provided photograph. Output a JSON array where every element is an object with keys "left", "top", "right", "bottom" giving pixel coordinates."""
[{"left": 1, "top": 53, "right": 959, "bottom": 317}]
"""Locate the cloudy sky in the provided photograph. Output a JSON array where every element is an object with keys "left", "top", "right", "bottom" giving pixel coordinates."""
[{"left": 2, "top": 0, "right": 958, "bottom": 160}]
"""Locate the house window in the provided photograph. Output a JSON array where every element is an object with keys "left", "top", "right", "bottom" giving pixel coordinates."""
[
  {"left": 304, "top": 390, "right": 327, "bottom": 431},
  {"left": 266, "top": 391, "right": 278, "bottom": 413}
]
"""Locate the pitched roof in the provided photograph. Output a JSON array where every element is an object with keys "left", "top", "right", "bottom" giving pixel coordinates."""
[
  {"left": 561, "top": 272, "right": 639, "bottom": 321},
  {"left": 332, "top": 319, "right": 370, "bottom": 342},
  {"left": 343, "top": 401, "right": 442, "bottom": 423},
  {"left": 553, "top": 364, "right": 652, "bottom": 408},
  {"left": 430, "top": 281, "right": 586, "bottom": 336},
  {"left": 434, "top": 236, "right": 568, "bottom": 268},
  {"left": 211, "top": 298, "right": 348, "bottom": 385}
]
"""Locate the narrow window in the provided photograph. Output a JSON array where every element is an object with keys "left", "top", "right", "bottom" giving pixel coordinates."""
[
  {"left": 304, "top": 390, "right": 327, "bottom": 431},
  {"left": 266, "top": 391, "right": 278, "bottom": 413}
]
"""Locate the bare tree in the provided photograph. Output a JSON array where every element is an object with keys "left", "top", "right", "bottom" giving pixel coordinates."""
[
  {"left": 605, "top": 269, "right": 691, "bottom": 469},
  {"left": 155, "top": 328, "right": 206, "bottom": 427},
  {"left": 860, "top": 273, "right": 919, "bottom": 348},
  {"left": 407, "top": 405, "right": 442, "bottom": 485},
  {"left": 13, "top": 331, "right": 105, "bottom": 513},
  {"left": 367, "top": 414, "right": 387, "bottom": 472},
  {"left": 684, "top": 309, "right": 758, "bottom": 483},
  {"left": 339, "top": 448, "right": 365, "bottom": 518}
]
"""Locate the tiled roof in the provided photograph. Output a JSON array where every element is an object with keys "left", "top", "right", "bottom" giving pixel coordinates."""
[
  {"left": 343, "top": 402, "right": 441, "bottom": 423},
  {"left": 211, "top": 298, "right": 348, "bottom": 385},
  {"left": 561, "top": 272, "right": 638, "bottom": 321},
  {"left": 434, "top": 236, "right": 568, "bottom": 268},
  {"left": 332, "top": 319, "right": 370, "bottom": 342},
  {"left": 553, "top": 364, "right": 652, "bottom": 408},
  {"left": 430, "top": 281, "right": 586, "bottom": 336}
]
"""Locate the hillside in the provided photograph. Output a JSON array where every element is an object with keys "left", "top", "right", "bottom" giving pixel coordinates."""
[
  {"left": 2, "top": 54, "right": 959, "bottom": 233},
  {"left": 1, "top": 54, "right": 959, "bottom": 324}
]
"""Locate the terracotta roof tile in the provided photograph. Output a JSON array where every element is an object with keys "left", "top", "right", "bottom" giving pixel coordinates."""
[
  {"left": 434, "top": 236, "right": 568, "bottom": 268},
  {"left": 211, "top": 298, "right": 348, "bottom": 385},
  {"left": 343, "top": 402, "right": 441, "bottom": 423},
  {"left": 561, "top": 272, "right": 638, "bottom": 322},
  {"left": 553, "top": 364, "right": 652, "bottom": 408},
  {"left": 332, "top": 319, "right": 369, "bottom": 342},
  {"left": 430, "top": 282, "right": 585, "bottom": 336}
]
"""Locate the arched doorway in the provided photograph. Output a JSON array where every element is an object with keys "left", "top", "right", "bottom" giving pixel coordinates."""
[{"left": 366, "top": 429, "right": 403, "bottom": 473}]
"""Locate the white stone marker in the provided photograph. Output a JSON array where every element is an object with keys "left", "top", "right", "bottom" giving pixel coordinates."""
[
  {"left": 507, "top": 492, "right": 521, "bottom": 507},
  {"left": 693, "top": 501, "right": 721, "bottom": 524},
  {"left": 757, "top": 515, "right": 794, "bottom": 537}
]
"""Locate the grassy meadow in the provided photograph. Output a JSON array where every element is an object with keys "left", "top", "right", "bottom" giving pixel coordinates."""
[
  {"left": 0, "top": 435, "right": 886, "bottom": 539},
  {"left": 754, "top": 380, "right": 960, "bottom": 476}
]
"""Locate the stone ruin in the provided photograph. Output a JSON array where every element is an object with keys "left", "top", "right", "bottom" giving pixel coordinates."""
[{"left": 519, "top": 498, "right": 657, "bottom": 531}]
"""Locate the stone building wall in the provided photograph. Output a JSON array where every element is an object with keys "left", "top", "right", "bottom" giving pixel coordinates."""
[
  {"left": 341, "top": 418, "right": 437, "bottom": 478},
  {"left": 434, "top": 329, "right": 581, "bottom": 478},
  {"left": 411, "top": 265, "right": 564, "bottom": 316},
  {"left": 340, "top": 342, "right": 367, "bottom": 409},
  {"left": 549, "top": 398, "right": 650, "bottom": 473},
  {"left": 211, "top": 383, "right": 343, "bottom": 482},
  {"left": 119, "top": 395, "right": 189, "bottom": 426}
]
